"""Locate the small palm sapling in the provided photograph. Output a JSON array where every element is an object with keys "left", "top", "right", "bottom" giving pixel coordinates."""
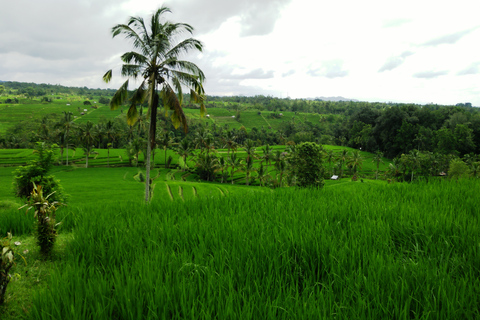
[{"left": 20, "top": 184, "right": 63, "bottom": 256}]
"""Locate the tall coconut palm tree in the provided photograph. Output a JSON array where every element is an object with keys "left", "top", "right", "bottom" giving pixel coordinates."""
[
  {"left": 407, "top": 149, "right": 419, "bottom": 181},
  {"left": 102, "top": 120, "right": 118, "bottom": 167},
  {"left": 218, "top": 156, "right": 228, "bottom": 183},
  {"left": 338, "top": 149, "right": 348, "bottom": 179},
  {"left": 242, "top": 139, "right": 257, "bottom": 163},
  {"left": 103, "top": 6, "right": 206, "bottom": 202},
  {"left": 325, "top": 149, "right": 336, "bottom": 177},
  {"left": 194, "top": 126, "right": 211, "bottom": 154},
  {"left": 257, "top": 163, "right": 271, "bottom": 187},
  {"left": 262, "top": 144, "right": 273, "bottom": 170},
  {"left": 176, "top": 138, "right": 193, "bottom": 171},
  {"left": 38, "top": 115, "right": 52, "bottom": 143},
  {"left": 347, "top": 150, "right": 364, "bottom": 177},
  {"left": 195, "top": 152, "right": 219, "bottom": 181},
  {"left": 77, "top": 121, "right": 97, "bottom": 168},
  {"left": 275, "top": 156, "right": 287, "bottom": 188},
  {"left": 371, "top": 151, "right": 384, "bottom": 180},
  {"left": 243, "top": 155, "right": 256, "bottom": 186},
  {"left": 157, "top": 130, "right": 175, "bottom": 168},
  {"left": 56, "top": 111, "right": 75, "bottom": 165},
  {"left": 228, "top": 153, "right": 243, "bottom": 184},
  {"left": 222, "top": 130, "right": 237, "bottom": 155}
]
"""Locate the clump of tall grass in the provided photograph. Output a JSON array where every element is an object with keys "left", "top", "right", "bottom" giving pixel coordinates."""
[{"left": 29, "top": 179, "right": 480, "bottom": 319}]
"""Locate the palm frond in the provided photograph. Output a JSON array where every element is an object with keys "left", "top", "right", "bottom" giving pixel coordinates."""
[
  {"left": 127, "top": 16, "right": 149, "bottom": 43},
  {"left": 163, "top": 60, "right": 205, "bottom": 82},
  {"left": 121, "top": 64, "right": 142, "bottom": 78},
  {"left": 103, "top": 69, "right": 112, "bottom": 83},
  {"left": 161, "top": 84, "right": 188, "bottom": 133},
  {"left": 130, "top": 80, "right": 148, "bottom": 106},
  {"left": 126, "top": 105, "right": 139, "bottom": 126},
  {"left": 190, "top": 89, "right": 206, "bottom": 118},
  {"left": 110, "top": 80, "right": 129, "bottom": 110},
  {"left": 112, "top": 23, "right": 147, "bottom": 54},
  {"left": 121, "top": 51, "right": 148, "bottom": 65},
  {"left": 167, "top": 70, "right": 204, "bottom": 92},
  {"left": 165, "top": 22, "right": 194, "bottom": 37},
  {"left": 172, "top": 77, "right": 183, "bottom": 106},
  {"left": 151, "top": 6, "right": 172, "bottom": 35},
  {"left": 165, "top": 38, "right": 203, "bottom": 59}
]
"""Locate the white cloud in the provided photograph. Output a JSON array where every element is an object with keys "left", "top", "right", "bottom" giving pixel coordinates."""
[
  {"left": 420, "top": 27, "right": 479, "bottom": 47},
  {"left": 413, "top": 70, "right": 449, "bottom": 79},
  {"left": 457, "top": 62, "right": 480, "bottom": 76},
  {"left": 378, "top": 51, "right": 415, "bottom": 72},
  {"left": 1, "top": 0, "right": 480, "bottom": 105}
]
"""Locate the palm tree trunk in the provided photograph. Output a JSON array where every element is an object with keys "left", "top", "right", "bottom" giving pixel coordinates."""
[
  {"left": 145, "top": 139, "right": 151, "bottom": 202},
  {"left": 152, "top": 148, "right": 155, "bottom": 169},
  {"left": 165, "top": 148, "right": 167, "bottom": 169},
  {"left": 145, "top": 80, "right": 158, "bottom": 203}
]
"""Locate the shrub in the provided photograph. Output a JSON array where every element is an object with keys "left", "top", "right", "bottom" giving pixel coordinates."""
[
  {"left": 289, "top": 142, "right": 326, "bottom": 188},
  {"left": 0, "top": 232, "right": 14, "bottom": 305},
  {"left": 98, "top": 96, "right": 110, "bottom": 105},
  {"left": 448, "top": 159, "right": 470, "bottom": 179},
  {"left": 13, "top": 142, "right": 65, "bottom": 202},
  {"left": 195, "top": 153, "right": 220, "bottom": 181}
]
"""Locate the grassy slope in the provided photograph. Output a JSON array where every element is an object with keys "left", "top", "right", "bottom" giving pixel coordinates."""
[
  {"left": 0, "top": 144, "right": 391, "bottom": 217},
  {"left": 0, "top": 164, "right": 274, "bottom": 206},
  {"left": 1, "top": 95, "right": 338, "bottom": 135},
  {"left": 0, "top": 96, "right": 116, "bottom": 135},
  {"left": 184, "top": 108, "right": 332, "bottom": 132}
]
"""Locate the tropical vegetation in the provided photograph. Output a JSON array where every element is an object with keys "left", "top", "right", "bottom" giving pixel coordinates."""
[{"left": 0, "top": 6, "right": 480, "bottom": 320}]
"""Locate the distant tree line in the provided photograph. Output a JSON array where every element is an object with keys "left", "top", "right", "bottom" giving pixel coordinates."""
[
  {"left": 0, "top": 81, "right": 117, "bottom": 98},
  {"left": 1, "top": 83, "right": 479, "bottom": 163}
]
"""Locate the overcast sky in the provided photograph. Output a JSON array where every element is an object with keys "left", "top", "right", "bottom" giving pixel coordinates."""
[{"left": 1, "top": 0, "right": 479, "bottom": 106}]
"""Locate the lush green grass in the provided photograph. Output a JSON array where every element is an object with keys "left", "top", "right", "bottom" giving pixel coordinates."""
[
  {"left": 1, "top": 179, "right": 479, "bottom": 319},
  {"left": 0, "top": 233, "right": 74, "bottom": 320}
]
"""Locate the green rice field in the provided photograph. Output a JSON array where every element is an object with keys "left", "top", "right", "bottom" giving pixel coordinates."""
[
  {"left": 0, "top": 94, "right": 338, "bottom": 136},
  {"left": 0, "top": 144, "right": 477, "bottom": 319},
  {"left": 1, "top": 167, "right": 479, "bottom": 319}
]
